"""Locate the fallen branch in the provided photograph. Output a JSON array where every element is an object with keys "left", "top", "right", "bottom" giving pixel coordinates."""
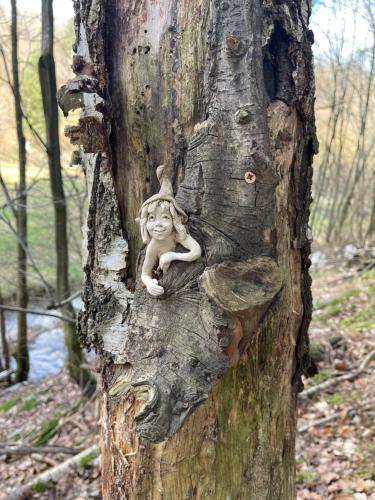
[
  {"left": 0, "top": 444, "right": 82, "bottom": 457},
  {"left": 358, "top": 349, "right": 375, "bottom": 371},
  {"left": 298, "top": 397, "right": 375, "bottom": 433},
  {"left": 298, "top": 412, "right": 343, "bottom": 433},
  {"left": 0, "top": 369, "right": 15, "bottom": 382},
  {"left": 47, "top": 291, "right": 81, "bottom": 310},
  {"left": 0, "top": 304, "right": 75, "bottom": 324},
  {"left": 300, "top": 349, "right": 375, "bottom": 399},
  {"left": 30, "top": 453, "right": 58, "bottom": 468},
  {"left": 8, "top": 444, "right": 99, "bottom": 500}
]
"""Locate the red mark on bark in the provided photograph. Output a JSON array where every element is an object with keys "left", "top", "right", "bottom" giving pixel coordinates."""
[{"left": 244, "top": 171, "right": 256, "bottom": 184}]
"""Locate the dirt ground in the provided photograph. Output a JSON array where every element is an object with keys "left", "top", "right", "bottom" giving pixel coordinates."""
[{"left": 1, "top": 257, "right": 374, "bottom": 499}]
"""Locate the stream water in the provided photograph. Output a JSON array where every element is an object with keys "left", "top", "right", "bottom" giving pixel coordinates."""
[{"left": 3, "top": 299, "right": 84, "bottom": 381}]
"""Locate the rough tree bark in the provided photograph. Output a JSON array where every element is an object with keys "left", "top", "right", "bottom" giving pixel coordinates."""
[
  {"left": 38, "top": 0, "right": 95, "bottom": 395},
  {"left": 60, "top": 0, "right": 317, "bottom": 498},
  {"left": 11, "top": 0, "right": 29, "bottom": 382}
]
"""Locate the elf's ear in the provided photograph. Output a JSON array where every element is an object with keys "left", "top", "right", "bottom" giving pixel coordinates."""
[{"left": 140, "top": 220, "right": 150, "bottom": 245}]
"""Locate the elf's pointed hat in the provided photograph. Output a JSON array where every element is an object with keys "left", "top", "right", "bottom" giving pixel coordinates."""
[{"left": 139, "top": 165, "right": 188, "bottom": 223}]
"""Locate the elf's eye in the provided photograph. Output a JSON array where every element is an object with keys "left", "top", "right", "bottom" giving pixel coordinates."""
[
  {"left": 148, "top": 215, "right": 155, "bottom": 220},
  {"left": 162, "top": 215, "right": 171, "bottom": 220}
]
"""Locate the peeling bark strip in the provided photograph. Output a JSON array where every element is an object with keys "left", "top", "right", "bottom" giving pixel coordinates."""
[{"left": 61, "top": 0, "right": 317, "bottom": 497}]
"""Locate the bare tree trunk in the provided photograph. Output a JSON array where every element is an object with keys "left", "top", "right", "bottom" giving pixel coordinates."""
[
  {"left": 334, "top": 31, "right": 375, "bottom": 242},
  {"left": 38, "top": 0, "right": 95, "bottom": 396},
  {"left": 366, "top": 178, "right": 375, "bottom": 243},
  {"left": 61, "top": 0, "right": 317, "bottom": 497},
  {"left": 0, "top": 290, "right": 11, "bottom": 384},
  {"left": 11, "top": 0, "right": 28, "bottom": 382},
  {"left": 310, "top": 63, "right": 340, "bottom": 231}
]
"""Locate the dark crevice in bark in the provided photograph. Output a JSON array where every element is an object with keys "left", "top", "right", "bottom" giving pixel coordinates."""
[
  {"left": 294, "top": 139, "right": 318, "bottom": 388},
  {"left": 261, "top": 1, "right": 318, "bottom": 394},
  {"left": 263, "top": 57, "right": 277, "bottom": 101},
  {"left": 265, "top": 22, "right": 294, "bottom": 104},
  {"left": 78, "top": 157, "right": 102, "bottom": 351},
  {"left": 103, "top": 0, "right": 133, "bottom": 281}
]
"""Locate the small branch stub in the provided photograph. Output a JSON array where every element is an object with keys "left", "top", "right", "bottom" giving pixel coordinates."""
[
  {"left": 244, "top": 171, "right": 256, "bottom": 184},
  {"left": 225, "top": 32, "right": 247, "bottom": 59},
  {"left": 234, "top": 104, "right": 255, "bottom": 124}
]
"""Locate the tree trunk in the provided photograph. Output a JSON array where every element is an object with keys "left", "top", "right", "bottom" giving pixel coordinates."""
[
  {"left": 0, "top": 290, "right": 11, "bottom": 384},
  {"left": 61, "top": 0, "right": 317, "bottom": 498},
  {"left": 11, "top": 0, "right": 29, "bottom": 383},
  {"left": 38, "top": 0, "right": 95, "bottom": 395},
  {"left": 366, "top": 179, "right": 375, "bottom": 243}
]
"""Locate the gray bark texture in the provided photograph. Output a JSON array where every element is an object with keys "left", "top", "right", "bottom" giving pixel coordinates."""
[{"left": 60, "top": 0, "right": 317, "bottom": 497}]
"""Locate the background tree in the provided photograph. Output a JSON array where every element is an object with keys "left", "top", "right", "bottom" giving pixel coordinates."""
[
  {"left": 0, "top": 6, "right": 84, "bottom": 305},
  {"left": 10, "top": 0, "right": 28, "bottom": 382},
  {"left": 0, "top": 3, "right": 90, "bottom": 391},
  {"left": 0, "top": 289, "right": 11, "bottom": 383},
  {"left": 311, "top": 0, "right": 375, "bottom": 246}
]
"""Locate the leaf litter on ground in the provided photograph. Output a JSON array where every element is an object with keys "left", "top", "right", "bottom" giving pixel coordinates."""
[
  {"left": 0, "top": 370, "right": 100, "bottom": 499},
  {"left": 298, "top": 255, "right": 375, "bottom": 499},
  {"left": 1, "top": 251, "right": 375, "bottom": 498}
]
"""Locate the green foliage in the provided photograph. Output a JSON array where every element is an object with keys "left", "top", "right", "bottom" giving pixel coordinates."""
[
  {"left": 0, "top": 176, "right": 85, "bottom": 297},
  {"left": 79, "top": 449, "right": 99, "bottom": 469},
  {"left": 326, "top": 392, "right": 347, "bottom": 405},
  {"left": 296, "top": 469, "right": 317, "bottom": 484},
  {"left": 33, "top": 417, "right": 59, "bottom": 446},
  {"left": 357, "top": 466, "right": 375, "bottom": 479},
  {"left": 31, "top": 481, "right": 49, "bottom": 493},
  {"left": 341, "top": 304, "right": 375, "bottom": 330},
  {"left": 314, "top": 289, "right": 359, "bottom": 320},
  {"left": 0, "top": 397, "right": 20, "bottom": 412},
  {"left": 309, "top": 339, "right": 326, "bottom": 363},
  {"left": 21, "top": 50, "right": 45, "bottom": 136},
  {"left": 310, "top": 368, "right": 332, "bottom": 385},
  {"left": 59, "top": 18, "right": 75, "bottom": 53},
  {"left": 363, "top": 268, "right": 375, "bottom": 280},
  {"left": 18, "top": 397, "right": 39, "bottom": 413}
]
